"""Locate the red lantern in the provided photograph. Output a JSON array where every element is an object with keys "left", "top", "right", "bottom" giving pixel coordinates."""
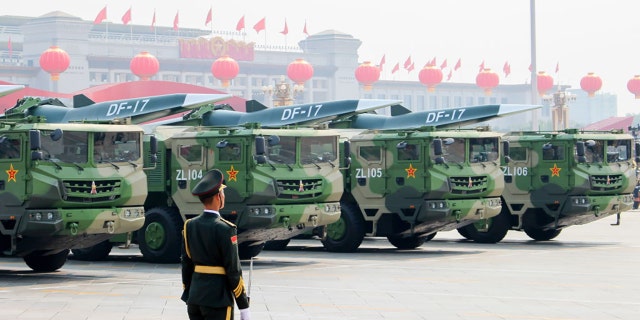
[
  {"left": 476, "top": 68, "right": 499, "bottom": 96},
  {"left": 627, "top": 75, "right": 640, "bottom": 99},
  {"left": 39, "top": 46, "right": 70, "bottom": 81},
  {"left": 130, "top": 51, "right": 159, "bottom": 81},
  {"left": 287, "top": 58, "right": 314, "bottom": 86},
  {"left": 418, "top": 66, "right": 443, "bottom": 92},
  {"left": 355, "top": 61, "right": 380, "bottom": 91},
  {"left": 211, "top": 55, "right": 239, "bottom": 88},
  {"left": 580, "top": 72, "right": 602, "bottom": 97},
  {"left": 536, "top": 71, "right": 554, "bottom": 96}
]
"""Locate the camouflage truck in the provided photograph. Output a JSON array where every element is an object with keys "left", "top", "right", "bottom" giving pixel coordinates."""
[
  {"left": 0, "top": 118, "right": 149, "bottom": 271},
  {"left": 457, "top": 129, "right": 636, "bottom": 243},
  {"left": 136, "top": 123, "right": 346, "bottom": 262},
  {"left": 318, "top": 126, "right": 507, "bottom": 252}
]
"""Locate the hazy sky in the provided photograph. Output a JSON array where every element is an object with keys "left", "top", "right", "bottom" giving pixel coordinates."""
[{"left": 5, "top": 1, "right": 640, "bottom": 116}]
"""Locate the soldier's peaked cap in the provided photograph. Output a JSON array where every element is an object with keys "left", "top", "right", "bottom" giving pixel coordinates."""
[{"left": 191, "top": 169, "right": 227, "bottom": 198}]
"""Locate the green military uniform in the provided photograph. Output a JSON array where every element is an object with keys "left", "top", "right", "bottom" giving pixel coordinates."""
[{"left": 181, "top": 169, "right": 250, "bottom": 320}]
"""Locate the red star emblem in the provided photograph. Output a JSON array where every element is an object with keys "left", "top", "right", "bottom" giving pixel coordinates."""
[
  {"left": 6, "top": 164, "right": 18, "bottom": 182},
  {"left": 227, "top": 165, "right": 238, "bottom": 182},
  {"left": 405, "top": 163, "right": 417, "bottom": 178},
  {"left": 550, "top": 163, "right": 561, "bottom": 177}
]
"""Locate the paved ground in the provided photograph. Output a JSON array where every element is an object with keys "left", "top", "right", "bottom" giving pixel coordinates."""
[{"left": 1, "top": 211, "right": 639, "bottom": 320}]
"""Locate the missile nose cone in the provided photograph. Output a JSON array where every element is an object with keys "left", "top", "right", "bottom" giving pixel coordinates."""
[
  {"left": 497, "top": 104, "right": 542, "bottom": 116},
  {"left": 182, "top": 93, "right": 233, "bottom": 108}
]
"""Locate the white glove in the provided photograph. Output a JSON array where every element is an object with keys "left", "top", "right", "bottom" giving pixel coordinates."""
[{"left": 240, "top": 308, "right": 251, "bottom": 320}]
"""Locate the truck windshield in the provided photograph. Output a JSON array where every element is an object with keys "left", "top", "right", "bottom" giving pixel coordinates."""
[
  {"left": 41, "top": 130, "right": 88, "bottom": 163},
  {"left": 267, "top": 136, "right": 297, "bottom": 164},
  {"left": 94, "top": 131, "right": 141, "bottom": 163},
  {"left": 606, "top": 139, "right": 631, "bottom": 163},
  {"left": 440, "top": 138, "right": 466, "bottom": 164},
  {"left": 469, "top": 137, "right": 499, "bottom": 163},
  {"left": 301, "top": 136, "right": 338, "bottom": 164}
]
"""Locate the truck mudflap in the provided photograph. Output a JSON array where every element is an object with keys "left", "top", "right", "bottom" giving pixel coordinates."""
[
  {"left": 410, "top": 197, "right": 502, "bottom": 234},
  {"left": 554, "top": 194, "right": 633, "bottom": 227}
]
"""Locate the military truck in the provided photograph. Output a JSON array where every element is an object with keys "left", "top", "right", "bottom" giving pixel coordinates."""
[
  {"left": 0, "top": 118, "right": 150, "bottom": 271},
  {"left": 457, "top": 129, "right": 636, "bottom": 243},
  {"left": 136, "top": 123, "right": 346, "bottom": 262},
  {"left": 317, "top": 126, "right": 506, "bottom": 251}
]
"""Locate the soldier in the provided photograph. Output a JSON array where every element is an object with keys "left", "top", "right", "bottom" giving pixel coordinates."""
[{"left": 181, "top": 169, "right": 251, "bottom": 320}]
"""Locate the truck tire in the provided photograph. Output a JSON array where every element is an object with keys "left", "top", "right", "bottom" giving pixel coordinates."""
[
  {"left": 524, "top": 227, "right": 562, "bottom": 241},
  {"left": 387, "top": 234, "right": 426, "bottom": 249},
  {"left": 239, "top": 242, "right": 265, "bottom": 260},
  {"left": 263, "top": 239, "right": 291, "bottom": 251},
  {"left": 321, "top": 203, "right": 365, "bottom": 252},
  {"left": 24, "top": 249, "right": 69, "bottom": 272},
  {"left": 138, "top": 207, "right": 183, "bottom": 263},
  {"left": 457, "top": 208, "right": 511, "bottom": 243},
  {"left": 71, "top": 240, "right": 113, "bottom": 261}
]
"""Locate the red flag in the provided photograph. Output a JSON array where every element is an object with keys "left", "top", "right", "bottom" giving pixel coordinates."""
[
  {"left": 447, "top": 69, "right": 452, "bottom": 81},
  {"left": 555, "top": 62, "right": 560, "bottom": 73},
  {"left": 454, "top": 58, "right": 461, "bottom": 71},
  {"left": 404, "top": 56, "right": 412, "bottom": 70},
  {"left": 280, "top": 20, "right": 288, "bottom": 35},
  {"left": 503, "top": 61, "right": 511, "bottom": 77},
  {"left": 205, "top": 7, "right": 212, "bottom": 26},
  {"left": 253, "top": 17, "right": 266, "bottom": 33},
  {"left": 407, "top": 62, "right": 415, "bottom": 73},
  {"left": 440, "top": 58, "right": 447, "bottom": 69},
  {"left": 303, "top": 21, "right": 309, "bottom": 36},
  {"left": 478, "top": 60, "right": 485, "bottom": 72},
  {"left": 379, "top": 54, "right": 386, "bottom": 71},
  {"left": 391, "top": 62, "right": 400, "bottom": 74},
  {"left": 150, "top": 10, "right": 156, "bottom": 31},
  {"left": 93, "top": 6, "right": 107, "bottom": 25},
  {"left": 173, "top": 11, "right": 179, "bottom": 31},
  {"left": 121, "top": 7, "right": 131, "bottom": 25},
  {"left": 236, "top": 15, "right": 245, "bottom": 32},
  {"left": 429, "top": 57, "right": 436, "bottom": 67}
]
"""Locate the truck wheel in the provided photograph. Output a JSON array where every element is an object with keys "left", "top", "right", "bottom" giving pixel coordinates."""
[
  {"left": 457, "top": 208, "right": 511, "bottom": 243},
  {"left": 24, "top": 249, "right": 69, "bottom": 272},
  {"left": 239, "top": 242, "right": 265, "bottom": 260},
  {"left": 263, "top": 239, "right": 291, "bottom": 251},
  {"left": 71, "top": 240, "right": 112, "bottom": 261},
  {"left": 387, "top": 235, "right": 426, "bottom": 249},
  {"left": 138, "top": 207, "right": 183, "bottom": 263},
  {"left": 524, "top": 227, "right": 562, "bottom": 241},
  {"left": 321, "top": 203, "right": 365, "bottom": 252}
]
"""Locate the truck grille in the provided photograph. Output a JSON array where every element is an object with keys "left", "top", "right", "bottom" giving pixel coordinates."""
[
  {"left": 61, "top": 179, "right": 122, "bottom": 202},
  {"left": 590, "top": 174, "right": 623, "bottom": 191},
  {"left": 276, "top": 179, "right": 323, "bottom": 199},
  {"left": 449, "top": 176, "right": 488, "bottom": 194}
]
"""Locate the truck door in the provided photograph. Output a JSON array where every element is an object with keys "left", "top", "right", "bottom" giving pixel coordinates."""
[
  {"left": 350, "top": 141, "right": 386, "bottom": 199},
  {"left": 502, "top": 141, "right": 532, "bottom": 196},
  {"left": 171, "top": 139, "right": 208, "bottom": 211},
  {"left": 0, "top": 134, "right": 26, "bottom": 207},
  {"left": 534, "top": 142, "right": 569, "bottom": 194},
  {"left": 390, "top": 139, "right": 425, "bottom": 195},
  {"left": 213, "top": 139, "right": 247, "bottom": 204}
]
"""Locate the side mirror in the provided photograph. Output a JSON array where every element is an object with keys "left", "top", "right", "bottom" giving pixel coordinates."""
[
  {"left": 503, "top": 140, "right": 511, "bottom": 164},
  {"left": 255, "top": 136, "right": 266, "bottom": 155},
  {"left": 29, "top": 130, "right": 41, "bottom": 151},
  {"left": 576, "top": 141, "right": 586, "bottom": 163},
  {"left": 396, "top": 141, "right": 407, "bottom": 150},
  {"left": 149, "top": 135, "right": 158, "bottom": 163},
  {"left": 343, "top": 141, "right": 351, "bottom": 168},
  {"left": 635, "top": 142, "right": 640, "bottom": 163},
  {"left": 433, "top": 139, "right": 443, "bottom": 156}
]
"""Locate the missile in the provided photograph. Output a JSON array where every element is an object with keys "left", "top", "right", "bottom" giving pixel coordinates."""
[
  {"left": 195, "top": 99, "right": 403, "bottom": 128},
  {"left": 8, "top": 93, "right": 231, "bottom": 124},
  {"left": 336, "top": 104, "right": 542, "bottom": 130}
]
